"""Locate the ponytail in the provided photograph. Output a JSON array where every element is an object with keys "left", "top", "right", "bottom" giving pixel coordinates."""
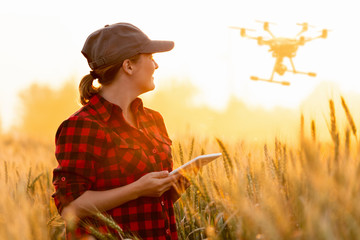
[
  {"left": 79, "top": 74, "right": 99, "bottom": 105},
  {"left": 78, "top": 54, "right": 141, "bottom": 105}
]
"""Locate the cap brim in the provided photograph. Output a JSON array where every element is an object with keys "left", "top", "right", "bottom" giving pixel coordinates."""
[{"left": 141, "top": 40, "right": 174, "bottom": 53}]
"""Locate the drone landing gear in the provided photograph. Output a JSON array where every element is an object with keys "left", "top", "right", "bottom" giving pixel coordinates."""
[
  {"left": 250, "top": 76, "right": 290, "bottom": 86},
  {"left": 249, "top": 57, "right": 317, "bottom": 86},
  {"left": 249, "top": 60, "right": 290, "bottom": 86},
  {"left": 286, "top": 70, "right": 317, "bottom": 77},
  {"left": 288, "top": 58, "right": 316, "bottom": 77}
]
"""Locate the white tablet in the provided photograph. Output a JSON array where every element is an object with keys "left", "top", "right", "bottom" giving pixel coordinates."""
[{"left": 169, "top": 153, "right": 222, "bottom": 175}]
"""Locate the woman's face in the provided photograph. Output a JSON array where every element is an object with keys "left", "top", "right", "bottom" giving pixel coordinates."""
[{"left": 131, "top": 53, "right": 159, "bottom": 94}]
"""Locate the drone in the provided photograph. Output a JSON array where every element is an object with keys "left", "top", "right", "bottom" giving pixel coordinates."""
[{"left": 230, "top": 21, "right": 328, "bottom": 85}]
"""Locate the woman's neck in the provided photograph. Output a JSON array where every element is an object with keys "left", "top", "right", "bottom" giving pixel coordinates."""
[{"left": 99, "top": 80, "right": 138, "bottom": 127}]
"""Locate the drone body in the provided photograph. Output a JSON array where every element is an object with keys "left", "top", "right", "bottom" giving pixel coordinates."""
[{"left": 231, "top": 22, "right": 328, "bottom": 85}]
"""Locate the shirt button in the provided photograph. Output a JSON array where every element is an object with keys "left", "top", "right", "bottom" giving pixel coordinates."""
[
  {"left": 166, "top": 229, "right": 170, "bottom": 235},
  {"left": 152, "top": 148, "right": 157, "bottom": 154},
  {"left": 161, "top": 201, "right": 165, "bottom": 206},
  {"left": 61, "top": 177, "right": 66, "bottom": 182}
]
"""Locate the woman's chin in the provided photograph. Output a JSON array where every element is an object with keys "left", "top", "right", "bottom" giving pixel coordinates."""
[
  {"left": 140, "top": 84, "right": 155, "bottom": 95},
  {"left": 149, "top": 84, "right": 156, "bottom": 91},
  {"left": 149, "top": 81, "right": 155, "bottom": 90}
]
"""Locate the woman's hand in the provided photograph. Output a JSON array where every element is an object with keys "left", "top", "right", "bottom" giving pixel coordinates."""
[
  {"left": 169, "top": 173, "right": 192, "bottom": 202},
  {"left": 135, "top": 171, "right": 179, "bottom": 198},
  {"left": 171, "top": 173, "right": 191, "bottom": 192}
]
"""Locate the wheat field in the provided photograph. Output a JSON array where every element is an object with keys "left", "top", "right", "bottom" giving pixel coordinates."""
[{"left": 1, "top": 98, "right": 360, "bottom": 240}]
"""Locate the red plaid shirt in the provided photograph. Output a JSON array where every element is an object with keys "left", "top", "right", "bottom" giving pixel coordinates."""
[{"left": 52, "top": 94, "right": 178, "bottom": 240}]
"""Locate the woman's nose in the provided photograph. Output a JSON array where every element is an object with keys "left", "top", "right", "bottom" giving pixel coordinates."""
[{"left": 153, "top": 60, "right": 159, "bottom": 69}]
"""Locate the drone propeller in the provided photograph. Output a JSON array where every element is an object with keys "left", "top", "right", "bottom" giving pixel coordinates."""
[
  {"left": 255, "top": 20, "right": 277, "bottom": 25},
  {"left": 296, "top": 22, "right": 316, "bottom": 36},
  {"left": 255, "top": 20, "right": 276, "bottom": 38},
  {"left": 296, "top": 22, "right": 315, "bottom": 28},
  {"left": 229, "top": 26, "right": 255, "bottom": 31},
  {"left": 229, "top": 26, "right": 256, "bottom": 37}
]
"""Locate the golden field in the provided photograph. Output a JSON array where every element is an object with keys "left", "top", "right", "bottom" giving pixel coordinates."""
[{"left": 1, "top": 80, "right": 360, "bottom": 239}]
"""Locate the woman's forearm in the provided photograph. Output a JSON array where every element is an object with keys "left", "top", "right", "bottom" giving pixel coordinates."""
[
  {"left": 61, "top": 171, "right": 175, "bottom": 220},
  {"left": 61, "top": 180, "right": 141, "bottom": 219}
]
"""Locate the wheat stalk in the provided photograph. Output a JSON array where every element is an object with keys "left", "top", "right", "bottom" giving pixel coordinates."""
[
  {"left": 188, "top": 137, "right": 195, "bottom": 161},
  {"left": 329, "top": 99, "right": 340, "bottom": 164},
  {"left": 95, "top": 212, "right": 125, "bottom": 239},
  {"left": 4, "top": 160, "right": 8, "bottom": 183},
  {"left": 216, "top": 138, "right": 233, "bottom": 182},
  {"left": 178, "top": 142, "right": 184, "bottom": 165},
  {"left": 345, "top": 127, "right": 350, "bottom": 159},
  {"left": 311, "top": 120, "right": 316, "bottom": 142},
  {"left": 341, "top": 96, "right": 357, "bottom": 137},
  {"left": 300, "top": 113, "right": 305, "bottom": 144}
]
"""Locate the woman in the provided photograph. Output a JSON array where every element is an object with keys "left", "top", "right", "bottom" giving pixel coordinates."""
[{"left": 52, "top": 22, "right": 186, "bottom": 240}]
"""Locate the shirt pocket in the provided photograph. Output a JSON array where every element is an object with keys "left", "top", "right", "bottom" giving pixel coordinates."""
[
  {"left": 149, "top": 132, "right": 173, "bottom": 171},
  {"left": 97, "top": 136, "right": 154, "bottom": 188}
]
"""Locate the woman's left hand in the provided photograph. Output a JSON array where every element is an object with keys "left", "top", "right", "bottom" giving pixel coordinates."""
[{"left": 171, "top": 173, "right": 191, "bottom": 193}]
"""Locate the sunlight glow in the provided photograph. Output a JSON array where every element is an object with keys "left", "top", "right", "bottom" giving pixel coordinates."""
[{"left": 1, "top": 0, "right": 360, "bottom": 131}]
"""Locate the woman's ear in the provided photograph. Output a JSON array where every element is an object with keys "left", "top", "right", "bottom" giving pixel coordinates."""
[{"left": 122, "top": 59, "right": 133, "bottom": 75}]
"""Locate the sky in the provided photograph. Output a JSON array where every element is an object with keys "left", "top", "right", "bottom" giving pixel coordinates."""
[{"left": 1, "top": 0, "right": 360, "bottom": 130}]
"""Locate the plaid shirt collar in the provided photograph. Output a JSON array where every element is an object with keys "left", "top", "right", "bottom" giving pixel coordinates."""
[{"left": 88, "top": 93, "right": 144, "bottom": 122}]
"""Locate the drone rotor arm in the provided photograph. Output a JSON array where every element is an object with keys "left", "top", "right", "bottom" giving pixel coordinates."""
[
  {"left": 265, "top": 29, "right": 276, "bottom": 39},
  {"left": 261, "top": 39, "right": 272, "bottom": 45},
  {"left": 303, "top": 36, "right": 321, "bottom": 43},
  {"left": 296, "top": 30, "right": 306, "bottom": 37},
  {"left": 246, "top": 36, "right": 261, "bottom": 40},
  {"left": 303, "top": 29, "right": 329, "bottom": 42},
  {"left": 296, "top": 22, "right": 308, "bottom": 36},
  {"left": 254, "top": 20, "right": 277, "bottom": 38}
]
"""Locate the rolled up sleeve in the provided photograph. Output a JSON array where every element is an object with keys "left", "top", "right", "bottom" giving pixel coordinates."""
[{"left": 52, "top": 117, "right": 106, "bottom": 214}]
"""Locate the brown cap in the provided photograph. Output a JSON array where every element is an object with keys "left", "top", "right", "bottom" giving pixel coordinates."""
[{"left": 81, "top": 22, "right": 174, "bottom": 70}]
